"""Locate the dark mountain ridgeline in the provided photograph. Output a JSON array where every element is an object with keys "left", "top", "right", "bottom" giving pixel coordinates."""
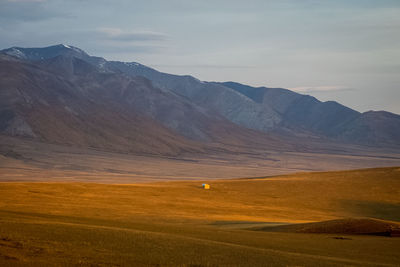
[{"left": 1, "top": 44, "right": 399, "bottom": 154}]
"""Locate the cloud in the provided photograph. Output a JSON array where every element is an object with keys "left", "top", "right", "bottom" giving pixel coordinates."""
[
  {"left": 92, "top": 44, "right": 166, "bottom": 54},
  {"left": 290, "top": 86, "right": 355, "bottom": 93},
  {"left": 96, "top": 27, "right": 167, "bottom": 42},
  {"left": 4, "top": 0, "right": 47, "bottom": 2},
  {"left": 150, "top": 64, "right": 257, "bottom": 69},
  {"left": 86, "top": 27, "right": 168, "bottom": 54},
  {"left": 0, "top": 0, "right": 68, "bottom": 22}
]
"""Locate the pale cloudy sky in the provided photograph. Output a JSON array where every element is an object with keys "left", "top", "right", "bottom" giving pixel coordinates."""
[{"left": 1, "top": 0, "right": 399, "bottom": 114}]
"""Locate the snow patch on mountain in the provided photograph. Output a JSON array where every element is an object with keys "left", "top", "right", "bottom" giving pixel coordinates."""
[{"left": 4, "top": 48, "right": 26, "bottom": 59}]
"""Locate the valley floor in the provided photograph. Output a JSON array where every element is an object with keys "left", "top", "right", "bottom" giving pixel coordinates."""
[
  {"left": 0, "top": 167, "right": 399, "bottom": 266},
  {"left": 1, "top": 136, "right": 400, "bottom": 183}
]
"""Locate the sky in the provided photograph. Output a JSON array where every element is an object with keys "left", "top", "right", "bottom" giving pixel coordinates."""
[{"left": 1, "top": 0, "right": 399, "bottom": 114}]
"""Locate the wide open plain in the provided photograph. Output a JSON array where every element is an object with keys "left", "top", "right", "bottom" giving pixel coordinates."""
[{"left": 0, "top": 167, "right": 399, "bottom": 266}]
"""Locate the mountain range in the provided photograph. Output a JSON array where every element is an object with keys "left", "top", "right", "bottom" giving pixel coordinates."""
[{"left": 1, "top": 44, "right": 399, "bottom": 156}]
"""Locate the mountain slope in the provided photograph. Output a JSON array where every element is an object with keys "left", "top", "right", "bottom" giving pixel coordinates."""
[
  {"left": 1, "top": 44, "right": 399, "bottom": 149},
  {"left": 221, "top": 82, "right": 360, "bottom": 134},
  {"left": 0, "top": 49, "right": 290, "bottom": 155},
  {"left": 0, "top": 54, "right": 206, "bottom": 155},
  {"left": 336, "top": 111, "right": 400, "bottom": 146},
  {"left": 106, "top": 61, "right": 282, "bottom": 132},
  {"left": 105, "top": 59, "right": 400, "bottom": 147},
  {"left": 221, "top": 82, "right": 400, "bottom": 146}
]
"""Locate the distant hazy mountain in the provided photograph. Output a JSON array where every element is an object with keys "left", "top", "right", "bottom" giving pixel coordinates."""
[
  {"left": 1, "top": 44, "right": 399, "bottom": 151},
  {"left": 218, "top": 83, "right": 400, "bottom": 147},
  {"left": 105, "top": 56, "right": 400, "bottom": 147}
]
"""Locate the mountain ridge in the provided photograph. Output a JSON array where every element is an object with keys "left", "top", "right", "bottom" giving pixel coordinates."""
[
  {"left": 0, "top": 46, "right": 293, "bottom": 155},
  {"left": 1, "top": 44, "right": 399, "bottom": 151}
]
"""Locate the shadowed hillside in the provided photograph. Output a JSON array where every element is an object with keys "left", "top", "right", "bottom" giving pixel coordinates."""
[{"left": 255, "top": 218, "right": 400, "bottom": 237}]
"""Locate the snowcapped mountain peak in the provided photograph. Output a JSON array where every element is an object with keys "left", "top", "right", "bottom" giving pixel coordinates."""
[
  {"left": 3, "top": 47, "right": 27, "bottom": 59},
  {"left": 56, "top": 44, "right": 87, "bottom": 54},
  {"left": 1, "top": 44, "right": 90, "bottom": 61}
]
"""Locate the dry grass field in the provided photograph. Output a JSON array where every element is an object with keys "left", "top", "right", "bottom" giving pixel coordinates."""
[{"left": 0, "top": 167, "right": 399, "bottom": 266}]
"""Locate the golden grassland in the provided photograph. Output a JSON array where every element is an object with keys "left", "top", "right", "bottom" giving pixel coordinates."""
[{"left": 0, "top": 167, "right": 399, "bottom": 266}]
